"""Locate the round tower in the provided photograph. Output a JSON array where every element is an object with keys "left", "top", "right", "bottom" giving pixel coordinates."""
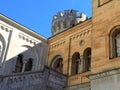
[{"left": 51, "top": 10, "right": 87, "bottom": 35}]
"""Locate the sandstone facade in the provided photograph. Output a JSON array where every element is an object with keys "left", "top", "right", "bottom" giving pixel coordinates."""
[{"left": 48, "top": 0, "right": 120, "bottom": 90}]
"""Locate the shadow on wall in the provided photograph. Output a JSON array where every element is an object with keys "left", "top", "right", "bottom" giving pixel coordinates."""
[
  {"left": 2, "top": 42, "right": 47, "bottom": 75},
  {"left": 0, "top": 43, "right": 67, "bottom": 90}
]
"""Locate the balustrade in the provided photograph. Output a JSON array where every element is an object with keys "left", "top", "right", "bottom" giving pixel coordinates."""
[{"left": 0, "top": 67, "right": 67, "bottom": 90}]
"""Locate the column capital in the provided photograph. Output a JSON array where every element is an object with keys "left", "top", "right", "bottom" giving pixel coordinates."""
[{"left": 22, "top": 59, "right": 28, "bottom": 64}]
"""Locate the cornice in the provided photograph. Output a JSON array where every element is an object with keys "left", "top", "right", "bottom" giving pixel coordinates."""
[{"left": 0, "top": 14, "right": 47, "bottom": 43}]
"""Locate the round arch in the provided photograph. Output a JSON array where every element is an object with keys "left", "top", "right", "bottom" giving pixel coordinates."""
[
  {"left": 109, "top": 25, "right": 120, "bottom": 58},
  {"left": 21, "top": 45, "right": 38, "bottom": 61},
  {"left": 50, "top": 55, "right": 63, "bottom": 73}
]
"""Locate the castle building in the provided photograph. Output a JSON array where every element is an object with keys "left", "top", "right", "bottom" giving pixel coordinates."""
[
  {"left": 48, "top": 0, "right": 120, "bottom": 89},
  {"left": 0, "top": 0, "right": 120, "bottom": 90}
]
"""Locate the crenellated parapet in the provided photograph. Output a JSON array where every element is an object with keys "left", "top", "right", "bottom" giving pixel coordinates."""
[{"left": 51, "top": 10, "right": 87, "bottom": 35}]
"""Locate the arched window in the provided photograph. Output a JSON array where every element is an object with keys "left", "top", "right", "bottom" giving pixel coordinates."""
[
  {"left": 83, "top": 48, "right": 91, "bottom": 72},
  {"left": 0, "top": 34, "right": 6, "bottom": 65},
  {"left": 109, "top": 25, "right": 120, "bottom": 58},
  {"left": 15, "top": 54, "right": 23, "bottom": 73},
  {"left": 71, "top": 52, "right": 80, "bottom": 75},
  {"left": 25, "top": 58, "right": 33, "bottom": 71},
  {"left": 53, "top": 58, "right": 63, "bottom": 73},
  {"left": 51, "top": 55, "right": 63, "bottom": 73}
]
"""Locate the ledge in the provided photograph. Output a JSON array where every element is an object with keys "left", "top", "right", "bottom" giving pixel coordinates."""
[
  {"left": 89, "top": 68, "right": 120, "bottom": 80},
  {"left": 66, "top": 82, "right": 90, "bottom": 90}
]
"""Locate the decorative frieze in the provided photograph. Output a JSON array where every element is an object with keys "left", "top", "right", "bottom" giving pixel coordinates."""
[
  {"left": 0, "top": 23, "right": 12, "bottom": 32},
  {"left": 70, "top": 29, "right": 91, "bottom": 41},
  {"left": 49, "top": 40, "right": 65, "bottom": 50},
  {"left": 18, "top": 33, "right": 38, "bottom": 45}
]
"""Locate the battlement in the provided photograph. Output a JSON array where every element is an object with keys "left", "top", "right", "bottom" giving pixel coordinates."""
[{"left": 51, "top": 10, "right": 87, "bottom": 35}]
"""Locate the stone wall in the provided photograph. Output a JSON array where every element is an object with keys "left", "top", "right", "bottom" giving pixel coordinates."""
[
  {"left": 92, "top": 0, "right": 120, "bottom": 73},
  {"left": 48, "top": 19, "right": 92, "bottom": 86},
  {"left": 0, "top": 66, "right": 67, "bottom": 90},
  {"left": 89, "top": 68, "right": 120, "bottom": 90},
  {"left": 0, "top": 14, "right": 48, "bottom": 75}
]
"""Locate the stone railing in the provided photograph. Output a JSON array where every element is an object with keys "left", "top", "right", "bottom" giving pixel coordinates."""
[{"left": 0, "top": 66, "right": 67, "bottom": 90}]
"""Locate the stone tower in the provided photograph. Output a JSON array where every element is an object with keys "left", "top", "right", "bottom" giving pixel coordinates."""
[{"left": 51, "top": 10, "right": 87, "bottom": 35}]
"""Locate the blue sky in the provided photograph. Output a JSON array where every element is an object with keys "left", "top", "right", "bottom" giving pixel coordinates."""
[{"left": 0, "top": 0, "right": 92, "bottom": 38}]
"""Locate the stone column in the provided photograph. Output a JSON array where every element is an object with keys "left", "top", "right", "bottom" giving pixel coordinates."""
[
  {"left": 37, "top": 43, "right": 44, "bottom": 70},
  {"left": 79, "top": 55, "right": 83, "bottom": 73},
  {"left": 22, "top": 60, "right": 27, "bottom": 72},
  {"left": 32, "top": 60, "right": 36, "bottom": 71},
  {"left": 68, "top": 58, "right": 72, "bottom": 76}
]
